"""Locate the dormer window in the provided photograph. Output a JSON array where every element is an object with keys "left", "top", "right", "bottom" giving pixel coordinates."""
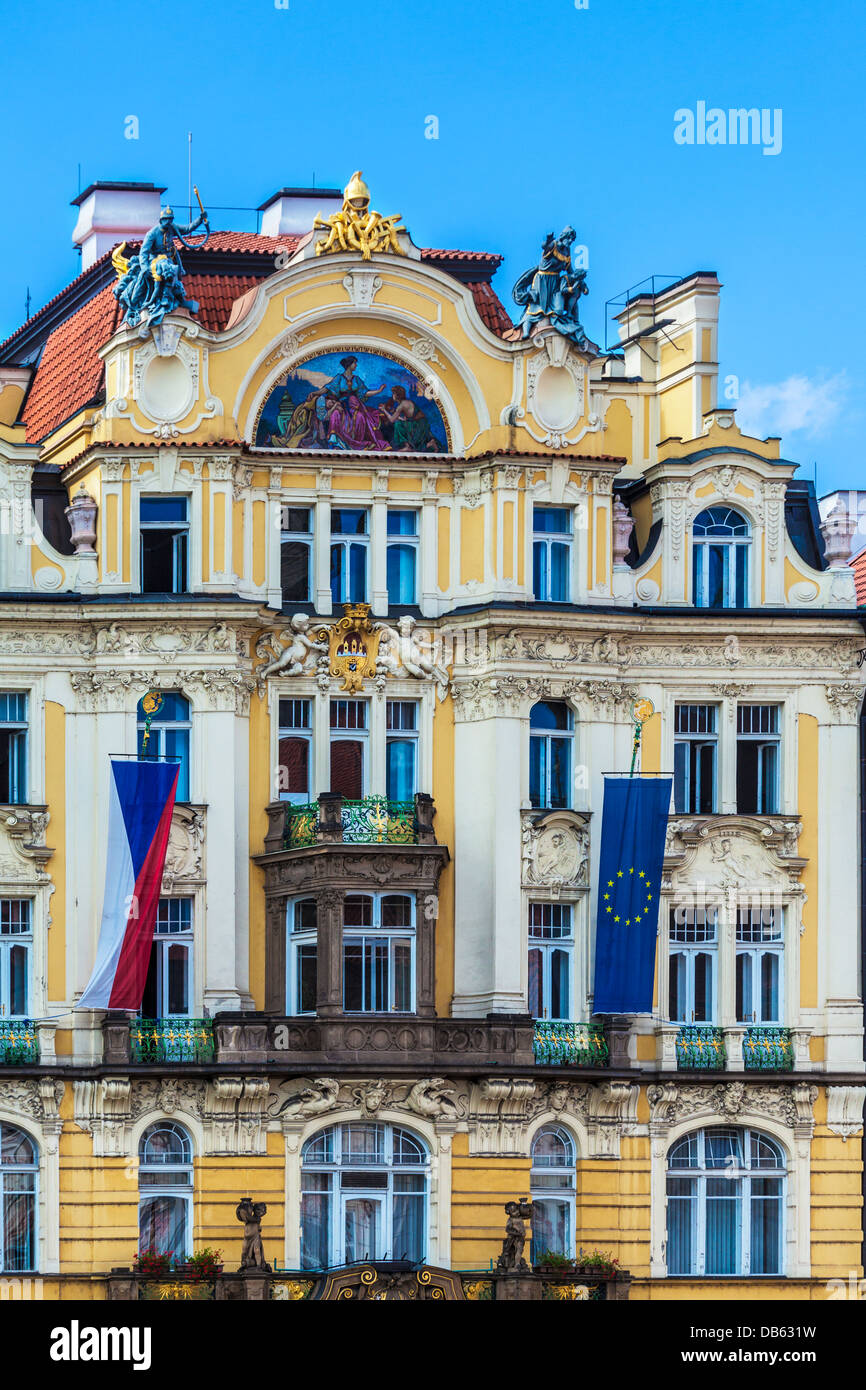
[
  {"left": 692, "top": 507, "right": 749, "bottom": 609},
  {"left": 140, "top": 497, "right": 189, "bottom": 594}
]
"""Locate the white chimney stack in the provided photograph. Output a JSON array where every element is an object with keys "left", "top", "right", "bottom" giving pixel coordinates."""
[
  {"left": 71, "top": 181, "right": 166, "bottom": 270},
  {"left": 258, "top": 186, "right": 343, "bottom": 238}
]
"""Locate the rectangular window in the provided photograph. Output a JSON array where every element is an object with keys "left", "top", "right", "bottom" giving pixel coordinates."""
[
  {"left": 140, "top": 496, "right": 189, "bottom": 594},
  {"left": 529, "top": 702, "right": 574, "bottom": 810},
  {"left": 280, "top": 506, "right": 313, "bottom": 603},
  {"left": 736, "top": 907, "right": 783, "bottom": 1023},
  {"left": 342, "top": 894, "right": 415, "bottom": 1013},
  {"left": 0, "top": 899, "right": 32, "bottom": 1018},
  {"left": 386, "top": 510, "right": 419, "bottom": 607},
  {"left": 736, "top": 706, "right": 780, "bottom": 814},
  {"left": 674, "top": 704, "right": 718, "bottom": 814},
  {"left": 141, "top": 898, "right": 193, "bottom": 1018},
  {"left": 386, "top": 701, "right": 418, "bottom": 801},
  {"left": 136, "top": 692, "right": 191, "bottom": 802},
  {"left": 668, "top": 907, "right": 718, "bottom": 1023},
  {"left": 330, "top": 509, "right": 369, "bottom": 605},
  {"left": 528, "top": 902, "right": 573, "bottom": 1020},
  {"left": 330, "top": 700, "right": 368, "bottom": 799},
  {"left": 533, "top": 507, "right": 572, "bottom": 602},
  {"left": 278, "top": 698, "right": 313, "bottom": 804},
  {"left": 289, "top": 898, "right": 318, "bottom": 1016},
  {"left": 0, "top": 694, "right": 28, "bottom": 806}
]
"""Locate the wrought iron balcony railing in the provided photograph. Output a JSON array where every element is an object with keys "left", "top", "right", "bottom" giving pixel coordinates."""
[
  {"left": 0, "top": 1019, "right": 39, "bottom": 1064},
  {"left": 130, "top": 1018, "right": 215, "bottom": 1063},
  {"left": 533, "top": 1020, "right": 609, "bottom": 1067},
  {"left": 676, "top": 1024, "right": 726, "bottom": 1070},
  {"left": 742, "top": 1026, "right": 794, "bottom": 1071},
  {"left": 283, "top": 794, "right": 427, "bottom": 849}
]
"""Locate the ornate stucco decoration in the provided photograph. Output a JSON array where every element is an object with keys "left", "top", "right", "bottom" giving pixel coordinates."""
[
  {"left": 312, "top": 171, "right": 406, "bottom": 261},
  {"left": 256, "top": 605, "right": 449, "bottom": 700},
  {"left": 647, "top": 1080, "right": 817, "bottom": 1139},
  {"left": 515, "top": 332, "right": 602, "bottom": 450},
  {"left": 521, "top": 809, "right": 589, "bottom": 893},
  {"left": 826, "top": 1086, "right": 866, "bottom": 1141},
  {"left": 161, "top": 804, "right": 206, "bottom": 893},
  {"left": 664, "top": 816, "right": 806, "bottom": 894},
  {"left": 0, "top": 807, "right": 53, "bottom": 884},
  {"left": 268, "top": 1076, "right": 468, "bottom": 1133}
]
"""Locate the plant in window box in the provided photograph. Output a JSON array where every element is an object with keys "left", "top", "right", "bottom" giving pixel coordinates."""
[
  {"left": 533, "top": 1249, "right": 576, "bottom": 1274},
  {"left": 173, "top": 1247, "right": 223, "bottom": 1280},
  {"left": 134, "top": 1248, "right": 173, "bottom": 1278},
  {"left": 573, "top": 1248, "right": 621, "bottom": 1278}
]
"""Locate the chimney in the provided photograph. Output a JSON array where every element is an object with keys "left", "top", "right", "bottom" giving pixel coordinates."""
[
  {"left": 258, "top": 186, "right": 342, "bottom": 238},
  {"left": 71, "top": 181, "right": 166, "bottom": 270}
]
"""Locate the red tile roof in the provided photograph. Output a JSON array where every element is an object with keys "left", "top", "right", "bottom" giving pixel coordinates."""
[
  {"left": 467, "top": 280, "right": 513, "bottom": 336},
  {"left": 21, "top": 287, "right": 120, "bottom": 442},
  {"left": 421, "top": 248, "right": 503, "bottom": 267},
  {"left": 850, "top": 548, "right": 866, "bottom": 606}
]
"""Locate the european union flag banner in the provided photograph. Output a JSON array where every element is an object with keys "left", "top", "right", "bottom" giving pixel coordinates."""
[
  {"left": 593, "top": 776, "right": 672, "bottom": 1014},
  {"left": 78, "top": 759, "right": 179, "bottom": 1010}
]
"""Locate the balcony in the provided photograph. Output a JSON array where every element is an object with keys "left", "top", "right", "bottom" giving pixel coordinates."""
[
  {"left": 742, "top": 1026, "right": 794, "bottom": 1071},
  {"left": 273, "top": 792, "right": 436, "bottom": 851},
  {"left": 0, "top": 1020, "right": 39, "bottom": 1064},
  {"left": 533, "top": 1021, "right": 609, "bottom": 1067},
  {"left": 129, "top": 1018, "right": 215, "bottom": 1063},
  {"left": 676, "top": 1025, "right": 726, "bottom": 1071}
]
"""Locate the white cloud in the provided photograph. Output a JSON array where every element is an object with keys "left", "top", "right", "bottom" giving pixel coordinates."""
[{"left": 735, "top": 371, "right": 849, "bottom": 441}]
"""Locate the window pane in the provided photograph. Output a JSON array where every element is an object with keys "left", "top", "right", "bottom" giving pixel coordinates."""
[
  {"left": 281, "top": 540, "right": 310, "bottom": 602},
  {"left": 751, "top": 1182, "right": 782, "bottom": 1275},
  {"left": 301, "top": 1188, "right": 330, "bottom": 1270},
  {"left": 279, "top": 736, "right": 310, "bottom": 799},
  {"left": 3, "top": 1187, "right": 36, "bottom": 1272},
  {"left": 530, "top": 701, "right": 572, "bottom": 731},
  {"left": 673, "top": 741, "right": 688, "bottom": 814},
  {"left": 549, "top": 737, "right": 571, "bottom": 808},
  {"left": 534, "top": 508, "right": 570, "bottom": 535},
  {"left": 139, "top": 1195, "right": 188, "bottom": 1260},
  {"left": 343, "top": 940, "right": 363, "bottom": 1011},
  {"left": 760, "top": 743, "right": 779, "bottom": 814},
  {"left": 330, "top": 740, "right": 363, "bottom": 799},
  {"left": 163, "top": 729, "right": 190, "bottom": 802},
  {"left": 331, "top": 509, "right": 368, "bottom": 536},
  {"left": 736, "top": 952, "right": 753, "bottom": 1023},
  {"left": 142, "top": 943, "right": 159, "bottom": 1018},
  {"left": 141, "top": 498, "right": 188, "bottom": 524},
  {"left": 297, "top": 943, "right": 317, "bottom": 1014},
  {"left": 693, "top": 953, "right": 712, "bottom": 1023},
  {"left": 550, "top": 542, "right": 570, "bottom": 602},
  {"left": 386, "top": 739, "right": 416, "bottom": 801},
  {"left": 392, "top": 939, "right": 413, "bottom": 1011},
  {"left": 697, "top": 742, "right": 715, "bottom": 813},
  {"left": 386, "top": 545, "right": 416, "bottom": 606},
  {"left": 736, "top": 739, "right": 758, "bottom": 814},
  {"left": 532, "top": 541, "right": 547, "bottom": 601},
  {"left": 669, "top": 952, "right": 685, "bottom": 1022},
  {"left": 707, "top": 544, "right": 726, "bottom": 609},
  {"left": 735, "top": 544, "right": 748, "bottom": 608},
  {"left": 381, "top": 895, "right": 412, "bottom": 928},
  {"left": 529, "top": 738, "right": 544, "bottom": 809},
  {"left": 550, "top": 948, "right": 570, "bottom": 1020},
  {"left": 166, "top": 943, "right": 189, "bottom": 1017},
  {"left": 528, "top": 947, "right": 543, "bottom": 1018},
  {"left": 348, "top": 543, "right": 367, "bottom": 602},
  {"left": 666, "top": 1178, "right": 696, "bottom": 1275},
  {"left": 330, "top": 543, "right": 345, "bottom": 605},
  {"left": 9, "top": 944, "right": 28, "bottom": 1017},
  {"left": 387, "top": 510, "right": 417, "bottom": 537},
  {"left": 530, "top": 1198, "right": 570, "bottom": 1262},
  {"left": 705, "top": 1180, "right": 741, "bottom": 1275},
  {"left": 760, "top": 953, "right": 780, "bottom": 1022}
]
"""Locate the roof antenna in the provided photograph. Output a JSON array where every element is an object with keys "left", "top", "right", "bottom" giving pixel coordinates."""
[
  {"left": 24, "top": 287, "right": 31, "bottom": 321},
  {"left": 187, "top": 132, "right": 192, "bottom": 221},
  {"left": 77, "top": 162, "right": 81, "bottom": 195}
]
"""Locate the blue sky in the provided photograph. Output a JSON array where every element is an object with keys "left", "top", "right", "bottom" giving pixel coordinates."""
[{"left": 2, "top": 0, "right": 863, "bottom": 492}]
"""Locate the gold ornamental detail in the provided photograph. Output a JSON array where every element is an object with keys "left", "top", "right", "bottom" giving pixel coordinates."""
[{"left": 313, "top": 170, "right": 407, "bottom": 261}]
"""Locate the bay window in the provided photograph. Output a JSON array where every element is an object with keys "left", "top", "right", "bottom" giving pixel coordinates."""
[{"left": 288, "top": 898, "right": 318, "bottom": 1016}]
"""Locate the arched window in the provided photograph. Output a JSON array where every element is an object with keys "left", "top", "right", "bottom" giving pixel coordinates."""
[
  {"left": 666, "top": 1126, "right": 785, "bottom": 1276},
  {"left": 529, "top": 701, "right": 574, "bottom": 810},
  {"left": 692, "top": 507, "right": 750, "bottom": 609},
  {"left": 301, "top": 1122, "right": 429, "bottom": 1270},
  {"left": 530, "top": 1125, "right": 576, "bottom": 1262},
  {"left": 0, "top": 1123, "right": 38, "bottom": 1272},
  {"left": 138, "top": 1121, "right": 193, "bottom": 1260},
  {"left": 136, "top": 692, "right": 191, "bottom": 801}
]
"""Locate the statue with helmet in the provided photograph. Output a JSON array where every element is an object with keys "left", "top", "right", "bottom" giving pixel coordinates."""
[
  {"left": 312, "top": 170, "right": 406, "bottom": 261},
  {"left": 111, "top": 191, "right": 210, "bottom": 329}
]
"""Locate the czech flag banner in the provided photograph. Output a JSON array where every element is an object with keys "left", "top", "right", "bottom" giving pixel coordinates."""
[
  {"left": 78, "top": 759, "right": 179, "bottom": 1010},
  {"left": 593, "top": 775, "right": 672, "bottom": 1015}
]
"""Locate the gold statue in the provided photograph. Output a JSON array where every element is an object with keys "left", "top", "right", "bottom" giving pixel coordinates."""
[{"left": 313, "top": 170, "right": 406, "bottom": 261}]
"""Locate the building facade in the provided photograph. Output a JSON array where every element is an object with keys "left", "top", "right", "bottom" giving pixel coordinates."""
[{"left": 0, "top": 176, "right": 863, "bottom": 1299}]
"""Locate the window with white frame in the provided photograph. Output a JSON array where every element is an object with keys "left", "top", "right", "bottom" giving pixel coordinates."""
[
  {"left": 530, "top": 1125, "right": 576, "bottom": 1262},
  {"left": 737, "top": 706, "right": 780, "bottom": 814},
  {"left": 300, "top": 1122, "right": 429, "bottom": 1269},
  {"left": 280, "top": 506, "right": 313, "bottom": 603},
  {"left": 140, "top": 496, "right": 189, "bottom": 594},
  {"left": 330, "top": 699, "right": 368, "bottom": 800},
  {"left": 736, "top": 907, "right": 784, "bottom": 1024},
  {"left": 666, "top": 1127, "right": 785, "bottom": 1276},
  {"left": 0, "top": 694, "right": 27, "bottom": 806},
  {"left": 0, "top": 1123, "right": 37, "bottom": 1273},
  {"left": 138, "top": 1121, "right": 193, "bottom": 1261},
  {"left": 141, "top": 898, "right": 193, "bottom": 1019},
  {"left": 0, "top": 899, "right": 31, "bottom": 1019},
  {"left": 529, "top": 701, "right": 574, "bottom": 810},
  {"left": 386, "top": 509, "right": 419, "bottom": 606},
  {"left": 343, "top": 893, "right": 415, "bottom": 1014},
  {"left": 278, "top": 698, "right": 313, "bottom": 804},
  {"left": 330, "top": 508, "right": 369, "bottom": 604},
  {"left": 674, "top": 704, "right": 718, "bottom": 814},
  {"left": 288, "top": 897, "right": 318, "bottom": 1016},
  {"left": 532, "top": 506, "right": 572, "bottom": 602},
  {"left": 136, "top": 692, "right": 191, "bottom": 802},
  {"left": 692, "top": 507, "right": 750, "bottom": 609},
  {"left": 528, "top": 903, "right": 573, "bottom": 1021},
  {"left": 668, "top": 907, "right": 717, "bottom": 1023},
  {"left": 386, "top": 700, "right": 418, "bottom": 802}
]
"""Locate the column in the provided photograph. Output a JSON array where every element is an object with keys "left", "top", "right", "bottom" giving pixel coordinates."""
[
  {"left": 371, "top": 477, "right": 388, "bottom": 616},
  {"left": 315, "top": 485, "right": 332, "bottom": 615},
  {"left": 315, "top": 887, "right": 344, "bottom": 1018}
]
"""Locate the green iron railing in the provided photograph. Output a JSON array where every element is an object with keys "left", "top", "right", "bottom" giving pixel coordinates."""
[
  {"left": 0, "top": 1020, "right": 39, "bottom": 1064},
  {"left": 131, "top": 1018, "right": 215, "bottom": 1063},
  {"left": 676, "top": 1025, "right": 726, "bottom": 1070},
  {"left": 284, "top": 797, "right": 417, "bottom": 848},
  {"left": 533, "top": 1021, "right": 609, "bottom": 1066},
  {"left": 743, "top": 1026, "right": 794, "bottom": 1071}
]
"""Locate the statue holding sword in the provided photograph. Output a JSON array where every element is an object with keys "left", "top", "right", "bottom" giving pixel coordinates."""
[{"left": 112, "top": 186, "right": 210, "bottom": 329}]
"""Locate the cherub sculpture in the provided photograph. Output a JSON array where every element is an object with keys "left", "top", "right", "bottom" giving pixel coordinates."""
[
  {"left": 497, "top": 1199, "right": 533, "bottom": 1273},
  {"left": 236, "top": 1197, "right": 271, "bottom": 1272},
  {"left": 258, "top": 614, "right": 328, "bottom": 681}
]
